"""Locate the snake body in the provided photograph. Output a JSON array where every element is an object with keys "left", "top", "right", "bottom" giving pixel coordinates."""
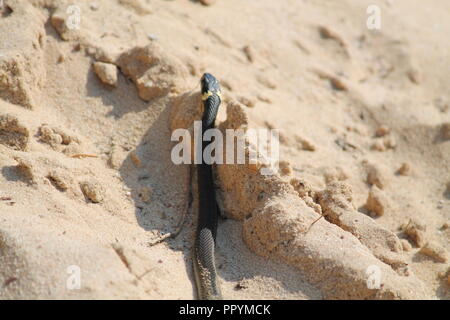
[{"left": 192, "top": 73, "right": 223, "bottom": 300}]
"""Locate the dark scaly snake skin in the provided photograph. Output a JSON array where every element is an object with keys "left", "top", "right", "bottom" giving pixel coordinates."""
[{"left": 192, "top": 73, "right": 222, "bottom": 300}]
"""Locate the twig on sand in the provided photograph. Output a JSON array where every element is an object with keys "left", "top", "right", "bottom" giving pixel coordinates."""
[
  {"left": 306, "top": 215, "right": 324, "bottom": 233},
  {"left": 70, "top": 153, "right": 98, "bottom": 159}
]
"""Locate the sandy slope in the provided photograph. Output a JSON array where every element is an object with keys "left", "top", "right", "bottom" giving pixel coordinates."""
[{"left": 0, "top": 0, "right": 448, "bottom": 299}]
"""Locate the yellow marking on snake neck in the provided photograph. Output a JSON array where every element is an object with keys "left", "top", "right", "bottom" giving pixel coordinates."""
[{"left": 202, "top": 90, "right": 221, "bottom": 101}]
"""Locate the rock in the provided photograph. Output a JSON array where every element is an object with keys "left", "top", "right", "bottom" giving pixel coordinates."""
[
  {"left": 0, "top": 2, "right": 46, "bottom": 109},
  {"left": 401, "top": 239, "right": 412, "bottom": 252},
  {"left": 130, "top": 151, "right": 141, "bottom": 167},
  {"left": 0, "top": 114, "right": 30, "bottom": 151},
  {"left": 403, "top": 220, "right": 426, "bottom": 247},
  {"left": 440, "top": 122, "right": 450, "bottom": 140},
  {"left": 278, "top": 161, "right": 292, "bottom": 176},
  {"left": 242, "top": 45, "right": 254, "bottom": 63},
  {"left": 90, "top": 3, "right": 99, "bottom": 10},
  {"left": 318, "top": 181, "right": 404, "bottom": 258},
  {"left": 375, "top": 125, "right": 390, "bottom": 137},
  {"left": 109, "top": 145, "right": 126, "bottom": 169},
  {"left": 80, "top": 180, "right": 105, "bottom": 203},
  {"left": 397, "top": 162, "right": 411, "bottom": 176},
  {"left": 329, "top": 77, "right": 348, "bottom": 91},
  {"left": 116, "top": 43, "right": 188, "bottom": 101},
  {"left": 295, "top": 135, "right": 316, "bottom": 152},
  {"left": 47, "top": 170, "right": 72, "bottom": 192},
  {"left": 50, "top": 5, "right": 86, "bottom": 41},
  {"left": 13, "top": 155, "right": 35, "bottom": 183},
  {"left": 419, "top": 241, "right": 448, "bottom": 263},
  {"left": 199, "top": 0, "right": 217, "bottom": 6},
  {"left": 138, "top": 186, "right": 152, "bottom": 203},
  {"left": 407, "top": 69, "right": 420, "bottom": 84},
  {"left": 93, "top": 62, "right": 118, "bottom": 87},
  {"left": 39, "top": 125, "right": 80, "bottom": 147},
  {"left": 365, "top": 162, "right": 388, "bottom": 189},
  {"left": 366, "top": 186, "right": 388, "bottom": 217}
]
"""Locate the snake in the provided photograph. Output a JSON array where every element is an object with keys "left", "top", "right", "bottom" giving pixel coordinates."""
[{"left": 192, "top": 73, "right": 223, "bottom": 300}]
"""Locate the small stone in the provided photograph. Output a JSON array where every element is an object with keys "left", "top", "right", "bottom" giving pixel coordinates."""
[
  {"left": 199, "top": 0, "right": 216, "bottom": 5},
  {"left": 279, "top": 161, "right": 292, "bottom": 176},
  {"left": 248, "top": 162, "right": 262, "bottom": 172},
  {"left": 375, "top": 125, "right": 390, "bottom": 137},
  {"left": 13, "top": 156, "right": 35, "bottom": 183},
  {"left": 90, "top": 3, "right": 99, "bottom": 10},
  {"left": 383, "top": 136, "right": 396, "bottom": 149},
  {"left": 57, "top": 54, "right": 65, "bottom": 63},
  {"left": 366, "top": 163, "right": 388, "bottom": 189},
  {"left": 130, "top": 151, "right": 141, "bottom": 167},
  {"left": 419, "top": 241, "right": 448, "bottom": 263},
  {"left": 242, "top": 45, "right": 254, "bottom": 63},
  {"left": 295, "top": 135, "right": 316, "bottom": 151},
  {"left": 400, "top": 239, "right": 412, "bottom": 252},
  {"left": 366, "top": 186, "right": 388, "bottom": 217},
  {"left": 139, "top": 186, "right": 152, "bottom": 203},
  {"left": 397, "top": 162, "right": 411, "bottom": 176},
  {"left": 0, "top": 114, "right": 30, "bottom": 151},
  {"left": 290, "top": 178, "right": 313, "bottom": 198},
  {"left": 93, "top": 62, "right": 118, "bottom": 87},
  {"left": 109, "top": 146, "right": 126, "bottom": 169},
  {"left": 329, "top": 77, "right": 348, "bottom": 91},
  {"left": 80, "top": 180, "right": 105, "bottom": 203},
  {"left": 407, "top": 69, "right": 420, "bottom": 84},
  {"left": 147, "top": 34, "right": 158, "bottom": 41},
  {"left": 47, "top": 170, "right": 71, "bottom": 191},
  {"left": 404, "top": 220, "right": 426, "bottom": 247},
  {"left": 440, "top": 122, "right": 450, "bottom": 140}
]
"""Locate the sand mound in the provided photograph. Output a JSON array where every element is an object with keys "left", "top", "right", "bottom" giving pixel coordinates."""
[{"left": 0, "top": 0, "right": 448, "bottom": 299}]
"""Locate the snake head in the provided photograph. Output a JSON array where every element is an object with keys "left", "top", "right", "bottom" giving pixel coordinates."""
[{"left": 201, "top": 73, "right": 221, "bottom": 100}]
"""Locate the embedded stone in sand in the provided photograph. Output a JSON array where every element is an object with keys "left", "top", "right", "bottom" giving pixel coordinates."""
[
  {"left": 80, "top": 180, "right": 105, "bottom": 203},
  {"left": 365, "top": 162, "right": 389, "bottom": 189},
  {"left": 403, "top": 220, "right": 426, "bottom": 247},
  {"left": 116, "top": 43, "right": 188, "bottom": 101},
  {"left": 365, "top": 186, "right": 389, "bottom": 217},
  {"left": 93, "top": 62, "right": 118, "bottom": 87},
  {"left": 0, "top": 114, "right": 29, "bottom": 151},
  {"left": 419, "top": 241, "right": 448, "bottom": 263}
]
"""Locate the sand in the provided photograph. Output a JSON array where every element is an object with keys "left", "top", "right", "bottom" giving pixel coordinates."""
[{"left": 0, "top": 0, "right": 449, "bottom": 299}]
